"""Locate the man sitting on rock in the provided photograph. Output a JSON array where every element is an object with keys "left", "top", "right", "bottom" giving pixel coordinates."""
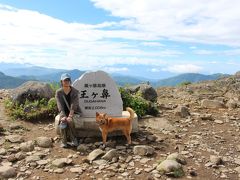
[{"left": 55, "top": 73, "right": 81, "bottom": 148}]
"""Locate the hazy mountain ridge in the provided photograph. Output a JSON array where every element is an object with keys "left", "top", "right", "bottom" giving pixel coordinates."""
[
  {"left": 0, "top": 71, "right": 230, "bottom": 89},
  {"left": 0, "top": 63, "right": 231, "bottom": 88},
  {"left": 0, "top": 72, "right": 28, "bottom": 89},
  {"left": 35, "top": 69, "right": 85, "bottom": 82},
  {"left": 152, "top": 73, "right": 230, "bottom": 87},
  {"left": 111, "top": 75, "right": 143, "bottom": 86},
  {"left": 2, "top": 66, "right": 65, "bottom": 77}
]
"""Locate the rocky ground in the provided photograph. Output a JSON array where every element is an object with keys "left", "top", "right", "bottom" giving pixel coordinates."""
[{"left": 1, "top": 74, "right": 240, "bottom": 180}]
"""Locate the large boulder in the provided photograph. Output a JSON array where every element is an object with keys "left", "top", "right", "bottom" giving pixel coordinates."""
[
  {"left": 0, "top": 166, "right": 16, "bottom": 179},
  {"left": 52, "top": 158, "right": 72, "bottom": 168},
  {"left": 201, "top": 99, "right": 225, "bottom": 109},
  {"left": 36, "top": 137, "right": 53, "bottom": 148},
  {"left": 157, "top": 160, "right": 182, "bottom": 173},
  {"left": 174, "top": 105, "right": 190, "bottom": 118},
  {"left": 5, "top": 135, "right": 24, "bottom": 143},
  {"left": 235, "top": 71, "right": 240, "bottom": 77},
  {"left": 133, "top": 145, "right": 155, "bottom": 156},
  {"left": 11, "top": 81, "right": 54, "bottom": 104},
  {"left": 87, "top": 149, "right": 105, "bottom": 163},
  {"left": 20, "top": 141, "right": 34, "bottom": 152},
  {"left": 226, "top": 99, "right": 238, "bottom": 109},
  {"left": 25, "top": 155, "right": 41, "bottom": 163},
  {"left": 102, "top": 149, "right": 118, "bottom": 161},
  {"left": 166, "top": 152, "right": 187, "bottom": 165},
  {"left": 126, "top": 84, "right": 157, "bottom": 102}
]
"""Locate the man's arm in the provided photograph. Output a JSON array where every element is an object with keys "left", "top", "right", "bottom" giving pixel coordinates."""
[{"left": 55, "top": 90, "right": 67, "bottom": 118}]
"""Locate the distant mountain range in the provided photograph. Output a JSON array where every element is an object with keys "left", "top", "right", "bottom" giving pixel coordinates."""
[
  {"left": 0, "top": 72, "right": 28, "bottom": 89},
  {"left": 0, "top": 63, "right": 65, "bottom": 77},
  {"left": 111, "top": 75, "right": 143, "bottom": 86},
  {"left": 33, "top": 69, "right": 86, "bottom": 82},
  {"left": 152, "top": 73, "right": 230, "bottom": 87},
  {"left": 0, "top": 62, "right": 231, "bottom": 89},
  {"left": 0, "top": 70, "right": 229, "bottom": 89}
]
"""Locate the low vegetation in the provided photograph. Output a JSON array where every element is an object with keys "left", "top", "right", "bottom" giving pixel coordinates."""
[
  {"left": 4, "top": 97, "right": 58, "bottom": 121},
  {"left": 177, "top": 81, "right": 192, "bottom": 86},
  {"left": 119, "top": 87, "right": 158, "bottom": 117},
  {"left": 4, "top": 83, "right": 59, "bottom": 121}
]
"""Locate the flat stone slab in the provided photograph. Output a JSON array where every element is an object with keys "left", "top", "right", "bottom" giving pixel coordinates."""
[
  {"left": 74, "top": 111, "right": 138, "bottom": 137},
  {"left": 139, "top": 117, "right": 176, "bottom": 132},
  {"left": 55, "top": 111, "right": 138, "bottom": 137}
]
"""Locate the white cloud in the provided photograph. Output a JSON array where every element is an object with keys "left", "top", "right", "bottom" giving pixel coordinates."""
[
  {"left": 0, "top": 1, "right": 240, "bottom": 76},
  {"left": 226, "top": 60, "right": 240, "bottom": 66},
  {"left": 0, "top": 4, "right": 184, "bottom": 69},
  {"left": 141, "top": 42, "right": 164, "bottom": 47},
  {"left": 91, "top": 0, "right": 240, "bottom": 46},
  {"left": 150, "top": 68, "right": 160, "bottom": 72},
  {"left": 162, "top": 64, "right": 203, "bottom": 73},
  {"left": 189, "top": 46, "right": 197, "bottom": 49},
  {"left": 209, "top": 61, "right": 218, "bottom": 64},
  {"left": 194, "top": 49, "right": 240, "bottom": 56},
  {"left": 102, "top": 67, "right": 129, "bottom": 73},
  {"left": 223, "top": 49, "right": 240, "bottom": 56},
  {"left": 194, "top": 50, "right": 215, "bottom": 55}
]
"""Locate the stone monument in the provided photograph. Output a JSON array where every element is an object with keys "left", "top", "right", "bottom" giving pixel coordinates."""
[
  {"left": 73, "top": 70, "right": 123, "bottom": 117},
  {"left": 72, "top": 70, "right": 138, "bottom": 137}
]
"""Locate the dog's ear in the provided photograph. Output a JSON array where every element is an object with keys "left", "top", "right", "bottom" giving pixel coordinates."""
[
  {"left": 96, "top": 112, "right": 99, "bottom": 117},
  {"left": 107, "top": 118, "right": 112, "bottom": 125},
  {"left": 103, "top": 113, "right": 107, "bottom": 118}
]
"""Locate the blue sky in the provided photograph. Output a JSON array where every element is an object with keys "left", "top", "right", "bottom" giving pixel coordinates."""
[{"left": 0, "top": 0, "right": 240, "bottom": 79}]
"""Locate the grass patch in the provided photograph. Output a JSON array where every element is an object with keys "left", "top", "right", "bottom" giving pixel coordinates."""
[
  {"left": 157, "top": 157, "right": 165, "bottom": 164},
  {"left": 166, "top": 168, "right": 185, "bottom": 178}
]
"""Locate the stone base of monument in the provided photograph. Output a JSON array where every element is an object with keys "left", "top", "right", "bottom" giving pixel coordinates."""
[{"left": 55, "top": 111, "right": 138, "bottom": 138}]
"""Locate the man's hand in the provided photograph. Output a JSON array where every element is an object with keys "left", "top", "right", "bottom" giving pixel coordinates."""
[
  {"left": 61, "top": 116, "right": 67, "bottom": 123},
  {"left": 67, "top": 116, "right": 72, "bottom": 122}
]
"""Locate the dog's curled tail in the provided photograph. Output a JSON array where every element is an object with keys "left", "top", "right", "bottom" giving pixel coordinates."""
[{"left": 126, "top": 107, "right": 135, "bottom": 121}]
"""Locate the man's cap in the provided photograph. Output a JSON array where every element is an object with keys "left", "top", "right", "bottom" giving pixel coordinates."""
[{"left": 60, "top": 73, "right": 71, "bottom": 81}]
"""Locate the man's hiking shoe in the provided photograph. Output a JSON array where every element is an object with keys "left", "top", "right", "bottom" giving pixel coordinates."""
[
  {"left": 60, "top": 143, "right": 68, "bottom": 148},
  {"left": 72, "top": 138, "right": 78, "bottom": 147},
  {"left": 67, "top": 138, "right": 78, "bottom": 147}
]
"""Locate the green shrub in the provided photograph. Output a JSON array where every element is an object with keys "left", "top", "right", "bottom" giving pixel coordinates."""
[
  {"left": 4, "top": 83, "right": 59, "bottom": 121},
  {"left": 49, "top": 82, "right": 60, "bottom": 93},
  {"left": 4, "top": 97, "right": 58, "bottom": 121},
  {"left": 166, "top": 168, "right": 185, "bottom": 178},
  {"left": 178, "top": 81, "right": 192, "bottom": 86},
  {"left": 119, "top": 87, "right": 149, "bottom": 118},
  {"left": 48, "top": 98, "right": 57, "bottom": 111},
  {"left": 146, "top": 102, "right": 159, "bottom": 116},
  {"left": 47, "top": 98, "right": 58, "bottom": 117}
]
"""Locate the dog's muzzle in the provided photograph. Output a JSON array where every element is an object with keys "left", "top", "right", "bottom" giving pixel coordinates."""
[{"left": 96, "top": 120, "right": 105, "bottom": 125}]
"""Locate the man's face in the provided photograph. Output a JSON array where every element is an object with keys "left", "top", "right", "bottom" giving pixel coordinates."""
[{"left": 62, "top": 78, "right": 71, "bottom": 87}]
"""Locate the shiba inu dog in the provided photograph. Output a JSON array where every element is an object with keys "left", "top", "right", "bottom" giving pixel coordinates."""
[{"left": 96, "top": 107, "right": 135, "bottom": 145}]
